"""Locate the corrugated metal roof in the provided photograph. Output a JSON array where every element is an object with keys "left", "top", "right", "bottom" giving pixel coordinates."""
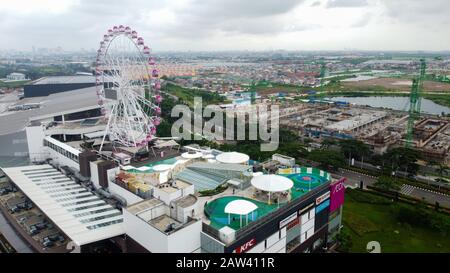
[{"left": 1, "top": 164, "right": 124, "bottom": 246}]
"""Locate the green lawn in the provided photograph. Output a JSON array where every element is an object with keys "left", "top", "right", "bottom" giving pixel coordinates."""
[{"left": 342, "top": 190, "right": 450, "bottom": 253}]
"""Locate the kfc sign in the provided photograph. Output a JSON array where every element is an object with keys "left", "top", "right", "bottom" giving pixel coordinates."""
[
  {"left": 235, "top": 238, "right": 257, "bottom": 253},
  {"left": 330, "top": 178, "right": 346, "bottom": 212}
]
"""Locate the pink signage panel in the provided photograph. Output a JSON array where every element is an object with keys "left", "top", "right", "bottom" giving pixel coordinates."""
[{"left": 330, "top": 178, "right": 346, "bottom": 212}]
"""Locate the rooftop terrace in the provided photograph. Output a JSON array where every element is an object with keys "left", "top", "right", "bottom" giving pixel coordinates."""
[{"left": 202, "top": 167, "right": 331, "bottom": 231}]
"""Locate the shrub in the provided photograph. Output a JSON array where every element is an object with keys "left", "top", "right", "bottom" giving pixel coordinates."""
[
  {"left": 199, "top": 184, "right": 229, "bottom": 197},
  {"left": 394, "top": 204, "right": 450, "bottom": 236},
  {"left": 336, "top": 228, "right": 353, "bottom": 253},
  {"left": 347, "top": 189, "right": 392, "bottom": 205}
]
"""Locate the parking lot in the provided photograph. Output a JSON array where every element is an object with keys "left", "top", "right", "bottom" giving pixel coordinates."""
[{"left": 0, "top": 180, "right": 70, "bottom": 253}]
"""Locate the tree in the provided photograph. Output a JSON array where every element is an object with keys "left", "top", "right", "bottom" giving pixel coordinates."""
[
  {"left": 322, "top": 138, "right": 337, "bottom": 149},
  {"left": 437, "top": 164, "right": 449, "bottom": 179},
  {"left": 278, "top": 142, "right": 308, "bottom": 159},
  {"left": 374, "top": 176, "right": 401, "bottom": 191},
  {"left": 307, "top": 150, "right": 345, "bottom": 171},
  {"left": 383, "top": 147, "right": 421, "bottom": 174},
  {"left": 339, "top": 139, "right": 370, "bottom": 165},
  {"left": 336, "top": 229, "right": 353, "bottom": 253}
]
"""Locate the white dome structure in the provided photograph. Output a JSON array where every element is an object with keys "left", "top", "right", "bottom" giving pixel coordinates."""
[
  {"left": 251, "top": 174, "right": 293, "bottom": 205},
  {"left": 224, "top": 199, "right": 258, "bottom": 228},
  {"left": 216, "top": 152, "right": 249, "bottom": 164},
  {"left": 251, "top": 174, "right": 293, "bottom": 192},
  {"left": 224, "top": 200, "right": 258, "bottom": 215}
]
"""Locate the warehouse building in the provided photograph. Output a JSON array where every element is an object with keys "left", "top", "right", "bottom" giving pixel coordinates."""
[{"left": 24, "top": 76, "right": 95, "bottom": 97}]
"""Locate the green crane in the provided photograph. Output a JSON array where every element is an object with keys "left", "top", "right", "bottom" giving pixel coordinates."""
[
  {"left": 405, "top": 59, "right": 426, "bottom": 147},
  {"left": 249, "top": 80, "right": 267, "bottom": 104}
]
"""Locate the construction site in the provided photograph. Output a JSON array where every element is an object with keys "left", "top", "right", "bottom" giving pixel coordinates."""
[
  {"left": 279, "top": 102, "right": 449, "bottom": 163},
  {"left": 226, "top": 59, "right": 450, "bottom": 164}
]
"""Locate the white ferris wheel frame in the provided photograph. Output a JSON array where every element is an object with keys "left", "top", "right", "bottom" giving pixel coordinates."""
[{"left": 95, "top": 25, "right": 162, "bottom": 152}]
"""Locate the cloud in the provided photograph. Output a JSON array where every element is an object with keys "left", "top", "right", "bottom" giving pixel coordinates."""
[
  {"left": 350, "top": 13, "right": 372, "bottom": 27},
  {"left": 144, "top": 0, "right": 312, "bottom": 42},
  {"left": 0, "top": 0, "right": 449, "bottom": 51},
  {"left": 381, "top": 0, "right": 450, "bottom": 24},
  {"left": 188, "top": 0, "right": 306, "bottom": 19},
  {"left": 326, "top": 0, "right": 368, "bottom": 8}
]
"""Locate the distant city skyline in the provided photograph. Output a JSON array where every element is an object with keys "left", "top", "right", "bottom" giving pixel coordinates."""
[{"left": 1, "top": 0, "right": 449, "bottom": 52}]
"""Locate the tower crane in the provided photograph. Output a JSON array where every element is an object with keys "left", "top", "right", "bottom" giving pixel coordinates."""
[{"left": 405, "top": 59, "right": 426, "bottom": 147}]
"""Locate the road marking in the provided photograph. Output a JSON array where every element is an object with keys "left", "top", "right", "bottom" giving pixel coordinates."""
[
  {"left": 400, "top": 184, "right": 415, "bottom": 196},
  {"left": 401, "top": 184, "right": 449, "bottom": 198},
  {"left": 340, "top": 168, "right": 377, "bottom": 179}
]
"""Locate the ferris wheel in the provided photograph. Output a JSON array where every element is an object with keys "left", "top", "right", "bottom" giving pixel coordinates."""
[{"left": 95, "top": 25, "right": 163, "bottom": 151}]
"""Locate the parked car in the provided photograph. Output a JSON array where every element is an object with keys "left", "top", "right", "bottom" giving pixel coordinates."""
[
  {"left": 29, "top": 226, "right": 40, "bottom": 235},
  {"left": 11, "top": 206, "right": 22, "bottom": 213},
  {"left": 0, "top": 188, "right": 11, "bottom": 195},
  {"left": 42, "top": 238, "right": 54, "bottom": 247}
]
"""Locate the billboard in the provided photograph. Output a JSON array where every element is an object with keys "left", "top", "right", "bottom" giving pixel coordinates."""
[
  {"left": 315, "top": 191, "right": 330, "bottom": 205},
  {"left": 278, "top": 168, "right": 294, "bottom": 175},
  {"left": 279, "top": 212, "right": 298, "bottom": 229},
  {"left": 316, "top": 199, "right": 330, "bottom": 214},
  {"left": 330, "top": 178, "right": 346, "bottom": 212}
]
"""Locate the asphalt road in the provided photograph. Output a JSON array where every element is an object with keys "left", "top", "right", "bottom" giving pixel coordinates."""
[
  {"left": 400, "top": 184, "right": 450, "bottom": 208},
  {"left": 332, "top": 168, "right": 450, "bottom": 209},
  {"left": 331, "top": 168, "right": 378, "bottom": 189}
]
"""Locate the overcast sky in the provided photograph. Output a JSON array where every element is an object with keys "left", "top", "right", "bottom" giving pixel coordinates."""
[{"left": 1, "top": 0, "right": 449, "bottom": 52}]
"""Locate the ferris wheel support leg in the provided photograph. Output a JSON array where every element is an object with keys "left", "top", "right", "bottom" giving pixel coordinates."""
[{"left": 100, "top": 104, "right": 115, "bottom": 152}]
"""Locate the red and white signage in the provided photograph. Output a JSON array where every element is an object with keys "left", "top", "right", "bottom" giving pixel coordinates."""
[
  {"left": 286, "top": 217, "right": 300, "bottom": 230},
  {"left": 235, "top": 238, "right": 257, "bottom": 253},
  {"left": 315, "top": 191, "right": 330, "bottom": 205},
  {"left": 279, "top": 212, "right": 298, "bottom": 229}
]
